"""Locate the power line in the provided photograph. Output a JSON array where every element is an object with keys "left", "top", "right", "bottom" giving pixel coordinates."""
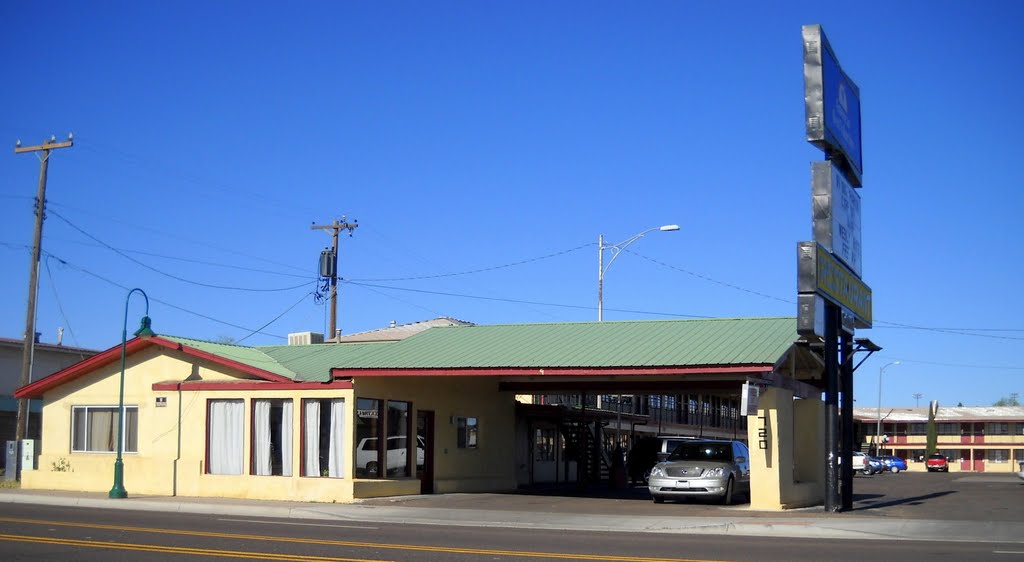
[
  {"left": 348, "top": 242, "right": 595, "bottom": 282},
  {"left": 49, "top": 210, "right": 316, "bottom": 293},
  {"left": 47, "top": 200, "right": 311, "bottom": 275},
  {"left": 43, "top": 251, "right": 290, "bottom": 341},
  {"left": 346, "top": 281, "right": 711, "bottom": 318}
]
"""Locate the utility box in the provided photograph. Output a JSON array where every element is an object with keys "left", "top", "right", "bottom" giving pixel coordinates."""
[
  {"left": 20, "top": 439, "right": 37, "bottom": 471},
  {"left": 4, "top": 441, "right": 17, "bottom": 480}
]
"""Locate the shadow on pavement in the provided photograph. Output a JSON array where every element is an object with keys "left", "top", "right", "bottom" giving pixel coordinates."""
[{"left": 853, "top": 490, "right": 956, "bottom": 511}]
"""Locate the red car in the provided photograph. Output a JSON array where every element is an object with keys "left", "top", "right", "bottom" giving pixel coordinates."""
[{"left": 926, "top": 453, "right": 949, "bottom": 472}]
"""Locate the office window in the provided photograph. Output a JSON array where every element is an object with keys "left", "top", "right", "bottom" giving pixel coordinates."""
[
  {"left": 387, "top": 400, "right": 412, "bottom": 478},
  {"left": 303, "top": 398, "right": 345, "bottom": 478},
  {"left": 535, "top": 428, "right": 557, "bottom": 462},
  {"left": 252, "top": 399, "right": 293, "bottom": 476},
  {"left": 355, "top": 398, "right": 382, "bottom": 477},
  {"left": 207, "top": 399, "right": 244, "bottom": 475},
  {"left": 456, "top": 416, "right": 478, "bottom": 449},
  {"left": 71, "top": 406, "right": 138, "bottom": 453}
]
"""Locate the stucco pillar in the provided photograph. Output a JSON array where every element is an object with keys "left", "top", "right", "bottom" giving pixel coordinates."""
[
  {"left": 747, "top": 387, "right": 793, "bottom": 509},
  {"left": 747, "top": 388, "right": 824, "bottom": 510}
]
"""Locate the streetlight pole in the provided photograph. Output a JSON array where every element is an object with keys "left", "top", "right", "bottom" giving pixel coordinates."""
[
  {"left": 875, "top": 360, "right": 901, "bottom": 457},
  {"left": 598, "top": 225, "right": 680, "bottom": 322},
  {"left": 109, "top": 288, "right": 156, "bottom": 499},
  {"left": 597, "top": 224, "right": 679, "bottom": 447}
]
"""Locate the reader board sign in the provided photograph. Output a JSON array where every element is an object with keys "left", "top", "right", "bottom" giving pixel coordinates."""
[
  {"left": 812, "top": 160, "right": 863, "bottom": 277},
  {"left": 803, "top": 24, "right": 863, "bottom": 187},
  {"left": 797, "top": 241, "right": 872, "bottom": 328}
]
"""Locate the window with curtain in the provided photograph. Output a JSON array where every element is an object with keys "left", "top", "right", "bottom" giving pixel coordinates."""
[
  {"left": 207, "top": 399, "right": 244, "bottom": 475},
  {"left": 71, "top": 406, "right": 138, "bottom": 453},
  {"left": 253, "top": 399, "right": 293, "bottom": 476},
  {"left": 302, "top": 398, "right": 345, "bottom": 477}
]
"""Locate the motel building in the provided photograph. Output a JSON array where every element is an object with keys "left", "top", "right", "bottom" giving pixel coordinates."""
[
  {"left": 15, "top": 317, "right": 830, "bottom": 510},
  {"left": 853, "top": 406, "right": 1024, "bottom": 473}
]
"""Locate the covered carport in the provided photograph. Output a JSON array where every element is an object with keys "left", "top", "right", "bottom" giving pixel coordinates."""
[{"left": 331, "top": 317, "right": 828, "bottom": 509}]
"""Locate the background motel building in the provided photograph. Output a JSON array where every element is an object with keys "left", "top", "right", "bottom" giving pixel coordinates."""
[
  {"left": 15, "top": 317, "right": 830, "bottom": 509},
  {"left": 854, "top": 406, "right": 1024, "bottom": 473}
]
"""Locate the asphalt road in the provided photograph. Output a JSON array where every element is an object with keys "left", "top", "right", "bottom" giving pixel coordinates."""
[
  {"left": 1, "top": 502, "right": 1021, "bottom": 562},
  {"left": 359, "top": 470, "right": 1024, "bottom": 521}
]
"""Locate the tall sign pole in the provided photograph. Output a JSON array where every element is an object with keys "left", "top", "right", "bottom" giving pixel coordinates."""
[
  {"left": 799, "top": 25, "right": 870, "bottom": 513},
  {"left": 13, "top": 135, "right": 73, "bottom": 450}
]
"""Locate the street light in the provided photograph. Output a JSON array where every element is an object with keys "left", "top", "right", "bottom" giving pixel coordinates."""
[
  {"left": 598, "top": 224, "right": 679, "bottom": 322},
  {"left": 597, "top": 225, "right": 679, "bottom": 447},
  {"left": 109, "top": 288, "right": 155, "bottom": 499},
  {"left": 875, "top": 360, "right": 901, "bottom": 457}
]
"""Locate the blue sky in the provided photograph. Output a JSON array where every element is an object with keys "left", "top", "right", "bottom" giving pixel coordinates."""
[{"left": 2, "top": 1, "right": 1022, "bottom": 409}]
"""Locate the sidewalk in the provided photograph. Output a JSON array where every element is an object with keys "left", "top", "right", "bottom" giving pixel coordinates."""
[{"left": 2, "top": 487, "right": 1022, "bottom": 544}]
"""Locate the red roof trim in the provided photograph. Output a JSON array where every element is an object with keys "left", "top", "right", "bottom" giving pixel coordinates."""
[
  {"left": 152, "top": 381, "right": 353, "bottom": 392},
  {"left": 15, "top": 336, "right": 294, "bottom": 399},
  {"left": 329, "top": 365, "right": 772, "bottom": 378}
]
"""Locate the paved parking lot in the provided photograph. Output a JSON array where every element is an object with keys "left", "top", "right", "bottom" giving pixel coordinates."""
[{"left": 364, "top": 472, "right": 1024, "bottom": 520}]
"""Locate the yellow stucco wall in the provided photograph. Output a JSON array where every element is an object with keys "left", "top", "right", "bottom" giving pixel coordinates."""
[
  {"left": 22, "top": 347, "right": 517, "bottom": 502},
  {"left": 746, "top": 388, "right": 823, "bottom": 510}
]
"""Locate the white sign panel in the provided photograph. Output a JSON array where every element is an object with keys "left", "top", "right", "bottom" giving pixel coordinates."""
[
  {"left": 812, "top": 161, "right": 863, "bottom": 277},
  {"left": 740, "top": 382, "right": 762, "bottom": 417}
]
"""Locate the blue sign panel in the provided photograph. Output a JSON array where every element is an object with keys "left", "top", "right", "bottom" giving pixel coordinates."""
[
  {"left": 821, "top": 44, "right": 862, "bottom": 182},
  {"left": 803, "top": 25, "right": 864, "bottom": 187}
]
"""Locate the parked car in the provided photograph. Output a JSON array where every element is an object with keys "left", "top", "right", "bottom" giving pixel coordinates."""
[
  {"left": 846, "top": 451, "right": 884, "bottom": 475},
  {"left": 356, "top": 435, "right": 425, "bottom": 476},
  {"left": 864, "top": 455, "right": 886, "bottom": 475},
  {"left": 647, "top": 439, "right": 750, "bottom": 505},
  {"left": 879, "top": 455, "right": 908, "bottom": 473},
  {"left": 926, "top": 453, "right": 949, "bottom": 472}
]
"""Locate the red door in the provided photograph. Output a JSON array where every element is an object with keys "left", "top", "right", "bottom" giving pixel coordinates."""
[
  {"left": 973, "top": 456, "right": 985, "bottom": 472},
  {"left": 960, "top": 450, "right": 971, "bottom": 471},
  {"left": 417, "top": 410, "right": 435, "bottom": 494}
]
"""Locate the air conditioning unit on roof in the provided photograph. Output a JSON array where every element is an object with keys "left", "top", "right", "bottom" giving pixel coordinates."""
[{"left": 288, "top": 332, "right": 324, "bottom": 346}]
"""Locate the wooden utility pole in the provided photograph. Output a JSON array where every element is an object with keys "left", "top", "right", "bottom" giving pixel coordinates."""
[
  {"left": 311, "top": 216, "right": 357, "bottom": 340},
  {"left": 14, "top": 135, "right": 73, "bottom": 445}
]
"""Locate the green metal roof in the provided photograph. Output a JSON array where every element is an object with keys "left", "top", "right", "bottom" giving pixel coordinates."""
[
  {"left": 162, "top": 336, "right": 301, "bottom": 380},
  {"left": 326, "top": 317, "right": 797, "bottom": 370},
  {"left": 163, "top": 318, "right": 797, "bottom": 381}
]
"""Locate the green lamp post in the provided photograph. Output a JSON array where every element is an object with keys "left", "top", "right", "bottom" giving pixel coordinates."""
[{"left": 109, "top": 288, "right": 155, "bottom": 499}]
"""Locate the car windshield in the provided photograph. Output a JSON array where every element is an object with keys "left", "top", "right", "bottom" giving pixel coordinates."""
[{"left": 667, "top": 442, "right": 731, "bottom": 462}]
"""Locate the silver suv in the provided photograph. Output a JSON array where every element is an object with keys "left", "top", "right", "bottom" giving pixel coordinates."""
[{"left": 647, "top": 439, "right": 750, "bottom": 505}]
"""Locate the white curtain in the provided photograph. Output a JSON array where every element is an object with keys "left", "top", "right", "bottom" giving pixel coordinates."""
[
  {"left": 304, "top": 401, "right": 320, "bottom": 477},
  {"left": 328, "top": 399, "right": 345, "bottom": 477},
  {"left": 209, "top": 400, "right": 243, "bottom": 475},
  {"left": 280, "top": 400, "right": 293, "bottom": 476},
  {"left": 254, "top": 400, "right": 271, "bottom": 476}
]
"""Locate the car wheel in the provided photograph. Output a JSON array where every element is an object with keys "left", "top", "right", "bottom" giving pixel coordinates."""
[
  {"left": 890, "top": 466, "right": 900, "bottom": 473},
  {"left": 720, "top": 477, "right": 734, "bottom": 505},
  {"left": 652, "top": 495, "right": 665, "bottom": 504},
  {"left": 366, "top": 461, "right": 378, "bottom": 476}
]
